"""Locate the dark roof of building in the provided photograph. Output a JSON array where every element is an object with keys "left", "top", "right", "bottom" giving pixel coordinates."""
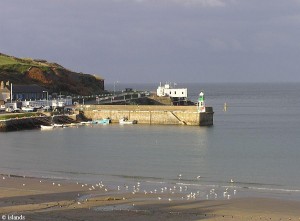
[{"left": 12, "top": 84, "right": 46, "bottom": 93}]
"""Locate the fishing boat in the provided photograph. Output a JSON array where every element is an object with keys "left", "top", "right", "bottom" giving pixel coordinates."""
[
  {"left": 53, "top": 123, "right": 64, "bottom": 128},
  {"left": 66, "top": 123, "right": 79, "bottom": 127},
  {"left": 92, "top": 118, "right": 111, "bottom": 125},
  {"left": 40, "top": 125, "right": 54, "bottom": 130},
  {"left": 119, "top": 117, "right": 137, "bottom": 125},
  {"left": 79, "top": 121, "right": 93, "bottom": 125}
]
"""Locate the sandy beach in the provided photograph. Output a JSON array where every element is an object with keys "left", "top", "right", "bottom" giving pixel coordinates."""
[{"left": 0, "top": 174, "right": 300, "bottom": 221}]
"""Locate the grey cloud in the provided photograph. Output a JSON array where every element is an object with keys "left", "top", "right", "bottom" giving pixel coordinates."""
[{"left": 1, "top": 0, "right": 300, "bottom": 83}]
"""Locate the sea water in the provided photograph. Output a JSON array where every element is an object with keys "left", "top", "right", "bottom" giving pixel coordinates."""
[{"left": 1, "top": 82, "right": 300, "bottom": 200}]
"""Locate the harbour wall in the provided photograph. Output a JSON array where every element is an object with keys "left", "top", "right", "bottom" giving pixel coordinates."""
[
  {"left": 0, "top": 115, "right": 78, "bottom": 132},
  {"left": 82, "top": 105, "right": 213, "bottom": 126}
]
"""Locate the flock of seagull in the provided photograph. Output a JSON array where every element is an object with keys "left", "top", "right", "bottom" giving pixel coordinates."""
[
  {"left": 1, "top": 174, "right": 238, "bottom": 203},
  {"left": 74, "top": 174, "right": 238, "bottom": 202}
]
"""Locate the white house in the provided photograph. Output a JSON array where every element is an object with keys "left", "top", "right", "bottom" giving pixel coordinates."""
[{"left": 157, "top": 83, "right": 188, "bottom": 98}]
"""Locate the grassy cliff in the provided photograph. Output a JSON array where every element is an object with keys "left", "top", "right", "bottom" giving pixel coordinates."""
[{"left": 0, "top": 53, "right": 104, "bottom": 96}]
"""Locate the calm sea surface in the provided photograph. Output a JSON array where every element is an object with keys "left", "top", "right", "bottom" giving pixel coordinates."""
[{"left": 1, "top": 83, "right": 300, "bottom": 200}]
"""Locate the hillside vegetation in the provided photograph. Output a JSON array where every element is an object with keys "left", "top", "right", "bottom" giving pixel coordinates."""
[{"left": 0, "top": 53, "right": 104, "bottom": 96}]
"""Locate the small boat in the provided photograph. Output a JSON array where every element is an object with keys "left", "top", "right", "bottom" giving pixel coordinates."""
[
  {"left": 80, "top": 121, "right": 93, "bottom": 125},
  {"left": 92, "top": 118, "right": 111, "bottom": 125},
  {"left": 53, "top": 123, "right": 64, "bottom": 128},
  {"left": 66, "top": 123, "right": 79, "bottom": 127},
  {"left": 40, "top": 125, "right": 54, "bottom": 130},
  {"left": 119, "top": 117, "right": 137, "bottom": 125}
]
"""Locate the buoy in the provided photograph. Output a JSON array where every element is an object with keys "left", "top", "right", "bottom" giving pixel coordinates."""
[{"left": 224, "top": 102, "right": 227, "bottom": 112}]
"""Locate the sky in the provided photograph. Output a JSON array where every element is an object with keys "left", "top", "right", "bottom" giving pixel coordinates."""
[{"left": 1, "top": 0, "right": 300, "bottom": 84}]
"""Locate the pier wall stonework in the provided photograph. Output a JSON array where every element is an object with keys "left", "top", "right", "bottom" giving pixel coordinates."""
[{"left": 82, "top": 105, "right": 213, "bottom": 126}]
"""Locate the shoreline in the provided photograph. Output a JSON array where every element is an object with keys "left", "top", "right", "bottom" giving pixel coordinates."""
[{"left": 1, "top": 174, "right": 300, "bottom": 220}]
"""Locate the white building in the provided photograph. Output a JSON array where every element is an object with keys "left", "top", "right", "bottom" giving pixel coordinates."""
[
  {"left": 22, "top": 95, "right": 72, "bottom": 109},
  {"left": 157, "top": 83, "right": 188, "bottom": 98}
]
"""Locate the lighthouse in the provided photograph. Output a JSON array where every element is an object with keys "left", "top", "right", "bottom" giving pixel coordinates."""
[{"left": 198, "top": 91, "right": 206, "bottom": 113}]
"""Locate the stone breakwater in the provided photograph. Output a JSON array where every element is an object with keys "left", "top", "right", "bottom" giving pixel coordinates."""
[
  {"left": 82, "top": 105, "right": 213, "bottom": 126},
  {"left": 0, "top": 115, "right": 78, "bottom": 132}
]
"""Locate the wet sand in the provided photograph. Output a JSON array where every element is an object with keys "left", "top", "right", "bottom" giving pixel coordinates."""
[{"left": 1, "top": 174, "right": 300, "bottom": 221}]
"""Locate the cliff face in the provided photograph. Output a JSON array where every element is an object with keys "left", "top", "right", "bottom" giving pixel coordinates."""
[{"left": 0, "top": 53, "right": 104, "bottom": 96}]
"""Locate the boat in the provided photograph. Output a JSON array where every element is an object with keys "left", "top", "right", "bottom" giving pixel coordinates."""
[
  {"left": 40, "top": 125, "right": 54, "bottom": 130},
  {"left": 66, "top": 123, "right": 79, "bottom": 127},
  {"left": 53, "top": 123, "right": 64, "bottom": 128},
  {"left": 119, "top": 117, "right": 137, "bottom": 125},
  {"left": 92, "top": 118, "right": 111, "bottom": 125},
  {"left": 79, "top": 121, "right": 93, "bottom": 125}
]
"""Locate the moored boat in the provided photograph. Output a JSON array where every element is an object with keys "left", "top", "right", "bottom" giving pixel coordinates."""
[
  {"left": 40, "top": 125, "right": 54, "bottom": 130},
  {"left": 119, "top": 117, "right": 137, "bottom": 125},
  {"left": 92, "top": 118, "right": 111, "bottom": 125},
  {"left": 53, "top": 124, "right": 64, "bottom": 128},
  {"left": 80, "top": 121, "right": 93, "bottom": 125}
]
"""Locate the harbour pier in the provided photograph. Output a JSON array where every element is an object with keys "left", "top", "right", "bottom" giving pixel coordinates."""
[{"left": 82, "top": 105, "right": 214, "bottom": 126}]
